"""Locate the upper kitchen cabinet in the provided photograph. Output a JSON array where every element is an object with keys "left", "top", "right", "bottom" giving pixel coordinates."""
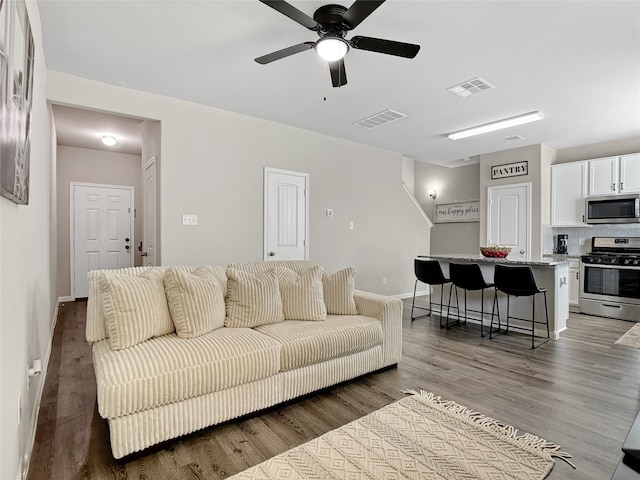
[
  {"left": 551, "top": 161, "right": 588, "bottom": 226},
  {"left": 588, "top": 154, "right": 640, "bottom": 195}
]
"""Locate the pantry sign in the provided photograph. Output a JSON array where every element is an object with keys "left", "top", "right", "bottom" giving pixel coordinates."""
[
  {"left": 435, "top": 200, "right": 480, "bottom": 223},
  {"left": 491, "top": 161, "right": 528, "bottom": 179}
]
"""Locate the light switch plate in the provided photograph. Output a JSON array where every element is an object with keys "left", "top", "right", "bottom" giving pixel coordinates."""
[{"left": 182, "top": 214, "right": 198, "bottom": 226}]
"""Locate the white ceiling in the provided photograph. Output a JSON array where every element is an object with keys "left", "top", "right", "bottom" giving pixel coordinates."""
[{"left": 40, "top": 1, "right": 640, "bottom": 165}]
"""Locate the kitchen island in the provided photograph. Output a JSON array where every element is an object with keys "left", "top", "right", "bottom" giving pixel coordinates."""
[{"left": 416, "top": 254, "right": 570, "bottom": 339}]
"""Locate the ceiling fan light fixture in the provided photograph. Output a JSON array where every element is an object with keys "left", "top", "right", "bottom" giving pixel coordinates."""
[
  {"left": 101, "top": 135, "right": 117, "bottom": 146},
  {"left": 315, "top": 36, "right": 349, "bottom": 61},
  {"left": 448, "top": 111, "right": 544, "bottom": 140}
]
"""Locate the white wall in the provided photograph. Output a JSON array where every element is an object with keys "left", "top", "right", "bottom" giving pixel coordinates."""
[
  {"left": 0, "top": 2, "right": 55, "bottom": 479},
  {"left": 556, "top": 136, "right": 640, "bottom": 164},
  {"left": 46, "top": 71, "right": 430, "bottom": 296},
  {"left": 56, "top": 145, "right": 143, "bottom": 298}
]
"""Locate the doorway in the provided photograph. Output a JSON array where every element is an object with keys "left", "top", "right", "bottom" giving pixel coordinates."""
[
  {"left": 70, "top": 183, "right": 134, "bottom": 298},
  {"left": 264, "top": 167, "right": 309, "bottom": 261},
  {"left": 487, "top": 182, "right": 531, "bottom": 260}
]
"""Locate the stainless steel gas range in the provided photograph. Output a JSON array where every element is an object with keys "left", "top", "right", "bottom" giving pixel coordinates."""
[{"left": 580, "top": 237, "right": 640, "bottom": 321}]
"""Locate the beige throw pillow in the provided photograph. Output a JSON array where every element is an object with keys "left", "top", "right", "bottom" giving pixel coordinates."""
[
  {"left": 225, "top": 267, "right": 284, "bottom": 328},
  {"left": 278, "top": 265, "right": 327, "bottom": 321},
  {"left": 99, "top": 268, "right": 174, "bottom": 350},
  {"left": 164, "top": 266, "right": 226, "bottom": 338},
  {"left": 322, "top": 268, "right": 358, "bottom": 315}
]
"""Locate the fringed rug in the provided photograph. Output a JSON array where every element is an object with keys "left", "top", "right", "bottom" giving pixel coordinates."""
[
  {"left": 230, "top": 390, "right": 573, "bottom": 479},
  {"left": 615, "top": 323, "right": 640, "bottom": 349}
]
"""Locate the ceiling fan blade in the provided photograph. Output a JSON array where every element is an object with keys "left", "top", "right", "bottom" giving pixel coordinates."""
[
  {"left": 342, "top": 1, "right": 385, "bottom": 30},
  {"left": 350, "top": 36, "right": 420, "bottom": 58},
  {"left": 329, "top": 59, "right": 347, "bottom": 87},
  {"left": 259, "top": 0, "right": 320, "bottom": 30},
  {"left": 255, "top": 42, "right": 315, "bottom": 64}
]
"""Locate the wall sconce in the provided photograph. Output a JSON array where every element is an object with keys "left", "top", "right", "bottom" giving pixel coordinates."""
[{"left": 428, "top": 190, "right": 437, "bottom": 200}]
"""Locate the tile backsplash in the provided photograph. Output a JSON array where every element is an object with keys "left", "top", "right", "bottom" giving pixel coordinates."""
[{"left": 544, "top": 224, "right": 640, "bottom": 255}]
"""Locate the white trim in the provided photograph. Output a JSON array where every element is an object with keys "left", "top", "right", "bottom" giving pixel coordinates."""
[
  {"left": 486, "top": 182, "right": 532, "bottom": 260},
  {"left": 70, "top": 182, "right": 135, "bottom": 299},
  {"left": 263, "top": 167, "right": 310, "bottom": 261},
  {"left": 402, "top": 182, "right": 434, "bottom": 227}
]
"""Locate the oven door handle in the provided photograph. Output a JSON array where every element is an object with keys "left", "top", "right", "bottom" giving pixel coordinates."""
[{"left": 601, "top": 304, "right": 622, "bottom": 309}]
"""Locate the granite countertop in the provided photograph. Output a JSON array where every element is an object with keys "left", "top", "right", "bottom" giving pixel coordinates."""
[
  {"left": 417, "top": 253, "right": 569, "bottom": 267},
  {"left": 543, "top": 253, "right": 583, "bottom": 260}
]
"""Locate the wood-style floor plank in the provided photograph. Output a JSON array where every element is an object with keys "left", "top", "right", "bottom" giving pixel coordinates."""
[{"left": 26, "top": 299, "right": 640, "bottom": 480}]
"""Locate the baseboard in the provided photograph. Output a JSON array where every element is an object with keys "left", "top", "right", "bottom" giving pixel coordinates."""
[
  {"left": 21, "top": 299, "right": 61, "bottom": 480},
  {"left": 58, "top": 295, "right": 73, "bottom": 303},
  {"left": 393, "top": 291, "right": 429, "bottom": 300}
]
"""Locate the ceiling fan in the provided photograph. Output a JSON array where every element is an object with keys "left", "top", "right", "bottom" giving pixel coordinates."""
[{"left": 255, "top": 0, "right": 420, "bottom": 87}]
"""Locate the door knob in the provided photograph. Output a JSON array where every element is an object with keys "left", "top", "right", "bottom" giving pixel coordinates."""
[
  {"left": 269, "top": 251, "right": 275, "bottom": 257},
  {"left": 125, "top": 245, "right": 130, "bottom": 250},
  {"left": 520, "top": 250, "right": 525, "bottom": 254},
  {"left": 125, "top": 238, "right": 130, "bottom": 242}
]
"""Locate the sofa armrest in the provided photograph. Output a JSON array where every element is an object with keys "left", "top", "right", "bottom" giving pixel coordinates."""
[{"left": 353, "top": 290, "right": 403, "bottom": 366}]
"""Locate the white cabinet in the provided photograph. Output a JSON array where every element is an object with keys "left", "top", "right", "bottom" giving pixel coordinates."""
[
  {"left": 588, "top": 154, "right": 640, "bottom": 195},
  {"left": 551, "top": 161, "right": 588, "bottom": 226},
  {"left": 569, "top": 260, "right": 580, "bottom": 311},
  {"left": 620, "top": 153, "right": 640, "bottom": 193}
]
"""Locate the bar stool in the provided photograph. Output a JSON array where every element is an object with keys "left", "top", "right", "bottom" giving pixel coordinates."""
[
  {"left": 445, "top": 263, "right": 495, "bottom": 336},
  {"left": 490, "top": 264, "right": 550, "bottom": 349},
  {"left": 411, "top": 259, "right": 451, "bottom": 326}
]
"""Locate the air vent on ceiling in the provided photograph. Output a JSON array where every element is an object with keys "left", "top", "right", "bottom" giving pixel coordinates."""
[
  {"left": 447, "top": 77, "right": 495, "bottom": 98},
  {"left": 354, "top": 109, "right": 407, "bottom": 129},
  {"left": 502, "top": 135, "right": 525, "bottom": 143}
]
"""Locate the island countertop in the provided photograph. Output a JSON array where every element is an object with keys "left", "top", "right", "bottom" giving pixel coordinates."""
[{"left": 417, "top": 253, "right": 569, "bottom": 267}]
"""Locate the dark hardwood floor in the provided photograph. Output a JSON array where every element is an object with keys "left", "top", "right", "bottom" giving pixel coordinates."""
[{"left": 27, "top": 298, "right": 640, "bottom": 479}]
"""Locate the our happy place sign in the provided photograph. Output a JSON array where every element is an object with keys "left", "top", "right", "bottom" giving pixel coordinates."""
[{"left": 435, "top": 200, "right": 480, "bottom": 223}]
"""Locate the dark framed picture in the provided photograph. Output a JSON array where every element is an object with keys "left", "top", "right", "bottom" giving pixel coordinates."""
[{"left": 0, "top": 0, "right": 34, "bottom": 205}]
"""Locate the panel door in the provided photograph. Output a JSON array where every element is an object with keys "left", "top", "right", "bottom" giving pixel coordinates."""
[
  {"left": 551, "top": 161, "right": 588, "bottom": 226},
  {"left": 264, "top": 168, "right": 308, "bottom": 261},
  {"left": 143, "top": 158, "right": 157, "bottom": 266},
  {"left": 620, "top": 153, "right": 640, "bottom": 193},
  {"left": 72, "top": 184, "right": 133, "bottom": 298},
  {"left": 487, "top": 183, "right": 530, "bottom": 261},
  {"left": 588, "top": 157, "right": 618, "bottom": 195}
]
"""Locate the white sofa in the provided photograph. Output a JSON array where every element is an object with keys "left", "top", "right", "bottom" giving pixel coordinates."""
[{"left": 86, "top": 260, "right": 403, "bottom": 459}]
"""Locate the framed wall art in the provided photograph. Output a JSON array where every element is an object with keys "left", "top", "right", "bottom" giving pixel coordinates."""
[
  {"left": 435, "top": 200, "right": 480, "bottom": 223},
  {"left": 0, "top": 0, "right": 35, "bottom": 205}
]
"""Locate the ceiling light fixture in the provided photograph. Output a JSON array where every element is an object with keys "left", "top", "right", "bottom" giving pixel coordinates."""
[
  {"left": 315, "top": 36, "right": 349, "bottom": 62},
  {"left": 448, "top": 111, "right": 544, "bottom": 140},
  {"left": 101, "top": 135, "right": 117, "bottom": 146}
]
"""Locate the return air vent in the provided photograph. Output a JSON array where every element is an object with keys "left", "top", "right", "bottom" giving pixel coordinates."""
[
  {"left": 354, "top": 109, "right": 407, "bottom": 129},
  {"left": 502, "top": 135, "right": 525, "bottom": 143},
  {"left": 447, "top": 77, "right": 495, "bottom": 98}
]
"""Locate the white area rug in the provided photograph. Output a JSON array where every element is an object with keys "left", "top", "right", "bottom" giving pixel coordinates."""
[
  {"left": 229, "top": 390, "right": 573, "bottom": 479},
  {"left": 615, "top": 323, "right": 640, "bottom": 349}
]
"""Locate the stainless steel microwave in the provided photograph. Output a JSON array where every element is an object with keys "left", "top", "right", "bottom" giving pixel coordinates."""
[{"left": 586, "top": 194, "right": 640, "bottom": 224}]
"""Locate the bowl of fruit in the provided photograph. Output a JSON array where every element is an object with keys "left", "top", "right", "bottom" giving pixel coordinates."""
[{"left": 480, "top": 245, "right": 511, "bottom": 258}]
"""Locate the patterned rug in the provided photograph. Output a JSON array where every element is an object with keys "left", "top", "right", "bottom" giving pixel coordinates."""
[
  {"left": 230, "top": 390, "right": 573, "bottom": 479},
  {"left": 615, "top": 323, "right": 640, "bottom": 349}
]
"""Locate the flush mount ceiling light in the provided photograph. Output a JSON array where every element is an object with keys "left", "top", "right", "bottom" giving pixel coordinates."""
[
  {"left": 101, "top": 135, "right": 117, "bottom": 146},
  {"left": 448, "top": 111, "right": 544, "bottom": 140},
  {"left": 315, "top": 36, "right": 349, "bottom": 61}
]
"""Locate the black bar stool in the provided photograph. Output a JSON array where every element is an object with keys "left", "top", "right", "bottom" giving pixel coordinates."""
[
  {"left": 490, "top": 264, "right": 550, "bottom": 349},
  {"left": 445, "top": 263, "right": 495, "bottom": 336},
  {"left": 411, "top": 259, "right": 451, "bottom": 326}
]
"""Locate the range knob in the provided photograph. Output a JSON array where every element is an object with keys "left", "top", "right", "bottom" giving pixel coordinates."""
[
  {"left": 610, "top": 258, "right": 617, "bottom": 264},
  {"left": 634, "top": 259, "right": 640, "bottom": 266}
]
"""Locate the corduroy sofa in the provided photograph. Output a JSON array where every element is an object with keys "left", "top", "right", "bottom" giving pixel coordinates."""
[{"left": 86, "top": 260, "right": 403, "bottom": 459}]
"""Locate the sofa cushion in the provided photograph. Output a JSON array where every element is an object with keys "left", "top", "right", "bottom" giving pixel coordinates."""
[
  {"left": 228, "top": 260, "right": 320, "bottom": 276},
  {"left": 92, "top": 327, "right": 282, "bottom": 418},
  {"left": 98, "top": 268, "right": 174, "bottom": 351},
  {"left": 254, "top": 315, "right": 382, "bottom": 371},
  {"left": 225, "top": 267, "right": 284, "bottom": 328},
  {"left": 278, "top": 266, "right": 327, "bottom": 321},
  {"left": 322, "top": 268, "right": 358, "bottom": 315},
  {"left": 164, "top": 266, "right": 226, "bottom": 338}
]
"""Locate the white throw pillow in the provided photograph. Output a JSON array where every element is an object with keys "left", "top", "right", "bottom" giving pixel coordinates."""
[
  {"left": 322, "top": 268, "right": 358, "bottom": 315},
  {"left": 278, "top": 265, "right": 327, "bottom": 321},
  {"left": 164, "top": 266, "right": 226, "bottom": 338},
  {"left": 225, "top": 267, "right": 284, "bottom": 328},
  {"left": 99, "top": 268, "right": 174, "bottom": 350}
]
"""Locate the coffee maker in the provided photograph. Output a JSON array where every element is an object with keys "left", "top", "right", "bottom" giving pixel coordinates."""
[{"left": 557, "top": 234, "right": 568, "bottom": 254}]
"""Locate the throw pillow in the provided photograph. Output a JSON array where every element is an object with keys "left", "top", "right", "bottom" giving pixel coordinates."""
[
  {"left": 164, "top": 266, "right": 226, "bottom": 338},
  {"left": 322, "top": 268, "right": 358, "bottom": 315},
  {"left": 278, "top": 265, "right": 327, "bottom": 321},
  {"left": 225, "top": 267, "right": 284, "bottom": 328},
  {"left": 99, "top": 268, "right": 174, "bottom": 350}
]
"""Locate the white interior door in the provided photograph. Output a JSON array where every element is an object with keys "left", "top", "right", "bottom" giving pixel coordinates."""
[
  {"left": 487, "top": 183, "right": 531, "bottom": 260},
  {"left": 142, "top": 157, "right": 157, "bottom": 266},
  {"left": 71, "top": 183, "right": 133, "bottom": 298},
  {"left": 264, "top": 168, "right": 309, "bottom": 261}
]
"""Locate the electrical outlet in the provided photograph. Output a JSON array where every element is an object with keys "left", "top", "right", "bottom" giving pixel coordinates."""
[
  {"left": 182, "top": 214, "right": 198, "bottom": 226},
  {"left": 382, "top": 277, "right": 387, "bottom": 285},
  {"left": 349, "top": 221, "right": 354, "bottom": 230}
]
